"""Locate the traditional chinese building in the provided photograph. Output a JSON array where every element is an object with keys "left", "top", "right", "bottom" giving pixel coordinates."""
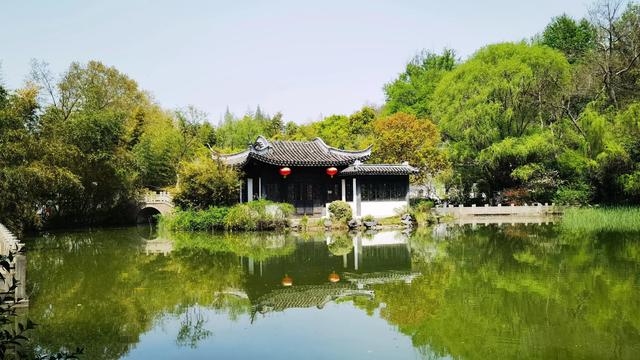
[{"left": 215, "top": 136, "right": 417, "bottom": 218}]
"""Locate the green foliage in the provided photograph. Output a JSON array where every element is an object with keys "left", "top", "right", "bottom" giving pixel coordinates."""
[
  {"left": 362, "top": 214, "right": 375, "bottom": 222},
  {"left": 408, "top": 199, "right": 435, "bottom": 225},
  {"left": 431, "top": 43, "right": 571, "bottom": 199},
  {"left": 372, "top": 112, "right": 448, "bottom": 182},
  {"left": 553, "top": 183, "right": 593, "bottom": 205},
  {"left": 383, "top": 49, "right": 456, "bottom": 117},
  {"left": 540, "top": 14, "right": 595, "bottom": 63},
  {"left": 164, "top": 200, "right": 293, "bottom": 231},
  {"left": 161, "top": 207, "right": 229, "bottom": 231},
  {"left": 327, "top": 201, "right": 352, "bottom": 223},
  {"left": 224, "top": 200, "right": 294, "bottom": 231},
  {"left": 281, "top": 106, "right": 376, "bottom": 150},
  {"left": 560, "top": 207, "right": 640, "bottom": 232},
  {"left": 173, "top": 155, "right": 241, "bottom": 210},
  {"left": 216, "top": 107, "right": 284, "bottom": 151}
]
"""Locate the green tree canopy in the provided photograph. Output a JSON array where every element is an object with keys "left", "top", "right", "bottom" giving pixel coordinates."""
[{"left": 383, "top": 49, "right": 456, "bottom": 118}]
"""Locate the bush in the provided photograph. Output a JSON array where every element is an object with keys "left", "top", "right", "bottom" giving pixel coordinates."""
[
  {"left": 225, "top": 200, "right": 293, "bottom": 230},
  {"left": 553, "top": 184, "right": 593, "bottom": 205},
  {"left": 161, "top": 207, "right": 229, "bottom": 231},
  {"left": 173, "top": 154, "right": 241, "bottom": 210},
  {"left": 328, "top": 201, "right": 352, "bottom": 223},
  {"left": 162, "top": 200, "right": 293, "bottom": 231},
  {"left": 408, "top": 200, "right": 436, "bottom": 225},
  {"left": 362, "top": 214, "right": 375, "bottom": 222}
]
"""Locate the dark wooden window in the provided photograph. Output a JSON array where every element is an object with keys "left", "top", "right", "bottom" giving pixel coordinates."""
[
  {"left": 345, "top": 180, "right": 353, "bottom": 201},
  {"left": 360, "top": 178, "right": 407, "bottom": 201}
]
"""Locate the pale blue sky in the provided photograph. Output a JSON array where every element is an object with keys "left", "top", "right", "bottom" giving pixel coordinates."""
[{"left": 1, "top": 0, "right": 590, "bottom": 123}]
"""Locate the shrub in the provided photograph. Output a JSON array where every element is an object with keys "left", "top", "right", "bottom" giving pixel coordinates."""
[
  {"left": 173, "top": 154, "right": 241, "bottom": 210},
  {"left": 328, "top": 201, "right": 352, "bottom": 223},
  {"left": 161, "top": 207, "right": 229, "bottom": 231},
  {"left": 502, "top": 187, "right": 531, "bottom": 205},
  {"left": 225, "top": 200, "right": 292, "bottom": 231},
  {"left": 403, "top": 200, "right": 436, "bottom": 225},
  {"left": 362, "top": 214, "right": 375, "bottom": 222},
  {"left": 161, "top": 200, "right": 293, "bottom": 231},
  {"left": 553, "top": 184, "right": 593, "bottom": 205}
]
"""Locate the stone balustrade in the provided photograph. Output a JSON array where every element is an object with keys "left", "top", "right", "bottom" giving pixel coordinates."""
[
  {"left": 434, "top": 203, "right": 559, "bottom": 218},
  {"left": 0, "top": 222, "right": 27, "bottom": 302},
  {"left": 143, "top": 191, "right": 173, "bottom": 204}
]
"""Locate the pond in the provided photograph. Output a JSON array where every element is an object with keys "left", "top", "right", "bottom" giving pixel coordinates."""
[{"left": 24, "top": 223, "right": 640, "bottom": 359}]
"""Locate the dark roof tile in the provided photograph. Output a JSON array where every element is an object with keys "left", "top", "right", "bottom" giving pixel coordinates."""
[
  {"left": 215, "top": 136, "right": 371, "bottom": 167},
  {"left": 339, "top": 163, "right": 419, "bottom": 176}
]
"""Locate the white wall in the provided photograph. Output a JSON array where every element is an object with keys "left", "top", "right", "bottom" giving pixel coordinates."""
[{"left": 360, "top": 201, "right": 406, "bottom": 218}]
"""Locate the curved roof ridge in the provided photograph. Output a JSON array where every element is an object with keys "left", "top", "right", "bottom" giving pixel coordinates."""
[{"left": 216, "top": 135, "right": 372, "bottom": 167}]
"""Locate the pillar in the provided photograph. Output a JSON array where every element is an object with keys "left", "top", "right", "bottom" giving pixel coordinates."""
[
  {"left": 341, "top": 179, "right": 346, "bottom": 202},
  {"left": 247, "top": 178, "right": 253, "bottom": 202},
  {"left": 352, "top": 178, "right": 357, "bottom": 203},
  {"left": 15, "top": 254, "right": 26, "bottom": 300},
  {"left": 258, "top": 177, "right": 262, "bottom": 199},
  {"left": 353, "top": 177, "right": 361, "bottom": 217}
]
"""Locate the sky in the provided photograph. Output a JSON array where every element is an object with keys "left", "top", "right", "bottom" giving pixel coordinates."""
[{"left": 1, "top": 0, "right": 590, "bottom": 124}]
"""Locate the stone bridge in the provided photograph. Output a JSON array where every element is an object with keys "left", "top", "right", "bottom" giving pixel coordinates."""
[
  {"left": 137, "top": 191, "right": 175, "bottom": 223},
  {"left": 0, "top": 223, "right": 27, "bottom": 303}
]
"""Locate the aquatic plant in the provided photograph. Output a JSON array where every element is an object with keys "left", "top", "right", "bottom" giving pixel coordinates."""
[{"left": 560, "top": 207, "right": 640, "bottom": 232}]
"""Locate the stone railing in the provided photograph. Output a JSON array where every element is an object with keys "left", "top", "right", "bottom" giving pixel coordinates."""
[
  {"left": 0, "top": 223, "right": 27, "bottom": 302},
  {"left": 0, "top": 223, "right": 21, "bottom": 255},
  {"left": 434, "top": 203, "right": 559, "bottom": 218},
  {"left": 143, "top": 191, "right": 173, "bottom": 204}
]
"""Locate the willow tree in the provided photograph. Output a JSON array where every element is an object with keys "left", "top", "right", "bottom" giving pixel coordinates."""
[{"left": 431, "top": 43, "right": 571, "bottom": 199}]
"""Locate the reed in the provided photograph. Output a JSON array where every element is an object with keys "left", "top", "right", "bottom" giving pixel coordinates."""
[{"left": 560, "top": 207, "right": 640, "bottom": 232}]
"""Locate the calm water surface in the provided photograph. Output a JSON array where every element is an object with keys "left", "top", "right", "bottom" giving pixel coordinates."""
[{"left": 24, "top": 224, "right": 640, "bottom": 359}]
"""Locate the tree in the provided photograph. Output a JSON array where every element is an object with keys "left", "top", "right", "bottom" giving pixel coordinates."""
[
  {"left": 372, "top": 112, "right": 447, "bottom": 183},
  {"left": 383, "top": 49, "right": 456, "bottom": 118},
  {"left": 431, "top": 43, "right": 571, "bottom": 196},
  {"left": 0, "top": 84, "right": 82, "bottom": 233},
  {"left": 588, "top": 1, "right": 640, "bottom": 108},
  {"left": 173, "top": 155, "right": 241, "bottom": 210},
  {"left": 541, "top": 14, "right": 596, "bottom": 64}
]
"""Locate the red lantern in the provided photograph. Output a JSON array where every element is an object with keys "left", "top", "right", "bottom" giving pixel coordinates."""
[
  {"left": 326, "top": 167, "right": 338, "bottom": 178},
  {"left": 279, "top": 167, "right": 291, "bottom": 178},
  {"left": 328, "top": 271, "right": 340, "bottom": 283},
  {"left": 281, "top": 274, "right": 293, "bottom": 287}
]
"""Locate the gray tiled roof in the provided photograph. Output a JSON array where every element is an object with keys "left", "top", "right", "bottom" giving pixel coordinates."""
[
  {"left": 339, "top": 163, "right": 419, "bottom": 176},
  {"left": 215, "top": 136, "right": 372, "bottom": 166}
]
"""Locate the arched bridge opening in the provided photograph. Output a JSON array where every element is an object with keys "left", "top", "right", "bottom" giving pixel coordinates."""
[
  {"left": 137, "top": 191, "right": 174, "bottom": 224},
  {"left": 137, "top": 206, "right": 163, "bottom": 224}
]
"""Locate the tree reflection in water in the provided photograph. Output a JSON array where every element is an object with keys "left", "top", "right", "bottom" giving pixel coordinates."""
[{"left": 24, "top": 223, "right": 640, "bottom": 359}]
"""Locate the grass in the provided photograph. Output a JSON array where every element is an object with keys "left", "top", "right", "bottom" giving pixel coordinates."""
[{"left": 560, "top": 207, "right": 640, "bottom": 232}]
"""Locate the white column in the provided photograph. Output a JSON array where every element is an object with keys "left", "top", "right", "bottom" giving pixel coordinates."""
[
  {"left": 352, "top": 178, "right": 357, "bottom": 203},
  {"left": 341, "top": 179, "right": 346, "bottom": 202},
  {"left": 247, "top": 178, "right": 253, "bottom": 202},
  {"left": 239, "top": 180, "right": 243, "bottom": 203},
  {"left": 258, "top": 177, "right": 262, "bottom": 199},
  {"left": 352, "top": 177, "right": 359, "bottom": 217}
]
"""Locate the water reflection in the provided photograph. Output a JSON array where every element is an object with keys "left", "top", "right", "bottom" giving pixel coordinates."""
[{"left": 24, "top": 224, "right": 640, "bottom": 359}]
